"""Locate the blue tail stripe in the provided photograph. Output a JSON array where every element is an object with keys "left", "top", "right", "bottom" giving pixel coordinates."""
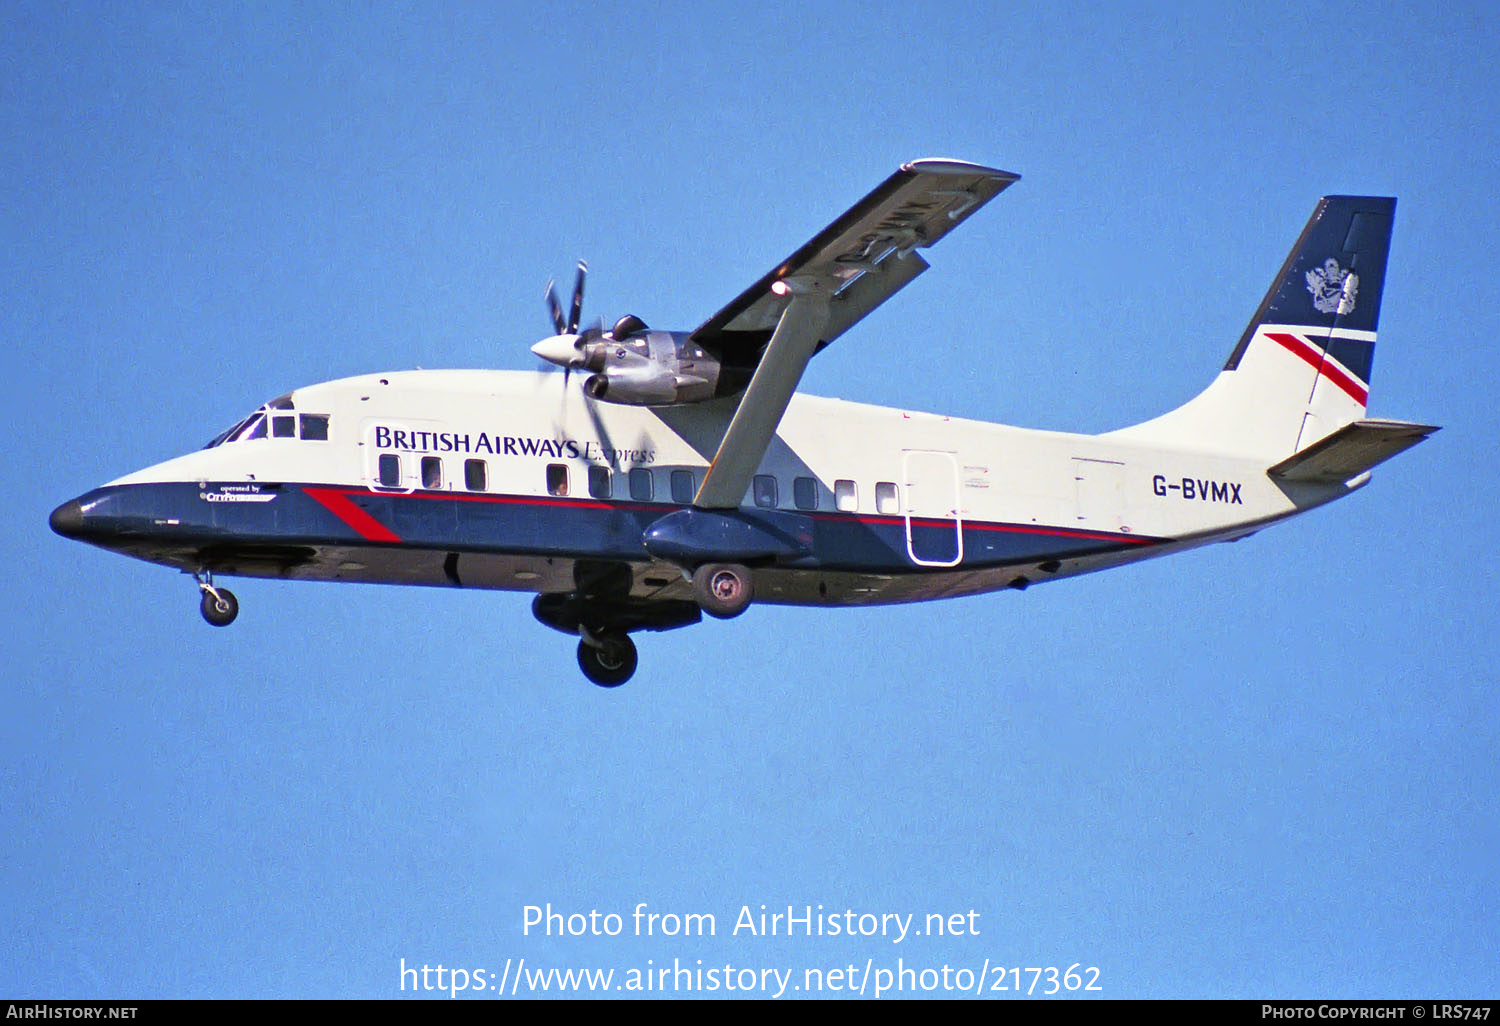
[
  {"left": 1323, "top": 335, "right": 1375, "bottom": 385},
  {"left": 1226, "top": 195, "right": 1395, "bottom": 370}
]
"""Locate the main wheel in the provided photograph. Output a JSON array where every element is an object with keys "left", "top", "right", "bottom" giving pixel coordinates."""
[
  {"left": 199, "top": 587, "right": 238, "bottom": 627},
  {"left": 577, "top": 633, "right": 637, "bottom": 688},
  {"left": 692, "top": 563, "right": 754, "bottom": 619}
]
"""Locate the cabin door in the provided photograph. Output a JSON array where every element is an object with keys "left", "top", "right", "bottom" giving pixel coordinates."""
[{"left": 903, "top": 450, "right": 963, "bottom": 567}]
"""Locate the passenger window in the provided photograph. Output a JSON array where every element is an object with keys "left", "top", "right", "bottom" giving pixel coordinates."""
[
  {"left": 421, "top": 456, "right": 443, "bottom": 489},
  {"left": 671, "top": 469, "right": 695, "bottom": 504},
  {"left": 629, "top": 467, "right": 653, "bottom": 501},
  {"left": 793, "top": 476, "right": 819, "bottom": 511},
  {"left": 876, "top": 481, "right": 900, "bottom": 515},
  {"left": 272, "top": 415, "right": 296, "bottom": 438},
  {"left": 588, "top": 465, "right": 611, "bottom": 499},
  {"left": 753, "top": 475, "right": 778, "bottom": 508},
  {"left": 299, "top": 414, "right": 329, "bottom": 441},
  {"left": 546, "top": 464, "right": 569, "bottom": 496},
  {"left": 465, "top": 458, "right": 487, "bottom": 491},
  {"left": 835, "top": 479, "right": 858, "bottom": 512},
  {"left": 378, "top": 454, "right": 402, "bottom": 488}
]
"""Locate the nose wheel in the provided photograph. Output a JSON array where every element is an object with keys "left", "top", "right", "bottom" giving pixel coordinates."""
[
  {"left": 577, "top": 631, "right": 637, "bottom": 688},
  {"left": 195, "top": 572, "right": 238, "bottom": 627}
]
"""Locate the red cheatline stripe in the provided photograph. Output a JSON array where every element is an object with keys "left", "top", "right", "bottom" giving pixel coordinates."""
[
  {"left": 806, "top": 510, "right": 1156, "bottom": 545},
  {"left": 966, "top": 521, "right": 1155, "bottom": 545},
  {"left": 307, "top": 485, "right": 1159, "bottom": 549},
  {"left": 304, "top": 487, "right": 402, "bottom": 543},
  {"left": 1266, "top": 332, "right": 1369, "bottom": 406}
]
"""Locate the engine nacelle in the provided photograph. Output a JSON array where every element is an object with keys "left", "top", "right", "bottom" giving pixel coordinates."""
[{"left": 581, "top": 330, "right": 723, "bottom": 406}]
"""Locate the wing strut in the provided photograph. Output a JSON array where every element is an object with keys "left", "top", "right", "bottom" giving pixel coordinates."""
[{"left": 693, "top": 294, "right": 830, "bottom": 509}]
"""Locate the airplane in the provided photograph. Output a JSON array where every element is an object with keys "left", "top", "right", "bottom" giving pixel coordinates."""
[{"left": 49, "top": 159, "right": 1436, "bottom": 687}]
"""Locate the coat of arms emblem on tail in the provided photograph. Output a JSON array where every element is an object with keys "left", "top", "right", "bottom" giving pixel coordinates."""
[{"left": 1306, "top": 257, "right": 1359, "bottom": 315}]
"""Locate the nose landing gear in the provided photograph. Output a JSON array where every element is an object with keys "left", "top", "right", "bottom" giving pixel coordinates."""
[{"left": 194, "top": 571, "right": 238, "bottom": 627}]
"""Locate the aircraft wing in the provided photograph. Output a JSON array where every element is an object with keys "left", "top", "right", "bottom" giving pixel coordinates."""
[
  {"left": 691, "top": 159, "right": 1018, "bottom": 509},
  {"left": 690, "top": 159, "right": 1019, "bottom": 363}
]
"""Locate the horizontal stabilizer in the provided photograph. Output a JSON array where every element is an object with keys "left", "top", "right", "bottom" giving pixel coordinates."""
[{"left": 1267, "top": 419, "right": 1439, "bottom": 484}]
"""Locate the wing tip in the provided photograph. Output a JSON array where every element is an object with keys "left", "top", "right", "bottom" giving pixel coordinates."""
[{"left": 903, "top": 158, "right": 1020, "bottom": 181}]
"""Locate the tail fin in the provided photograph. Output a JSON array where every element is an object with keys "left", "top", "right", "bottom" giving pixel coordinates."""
[{"left": 1110, "top": 196, "right": 1395, "bottom": 458}]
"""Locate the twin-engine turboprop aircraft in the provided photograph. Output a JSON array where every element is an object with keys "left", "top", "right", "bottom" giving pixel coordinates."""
[{"left": 50, "top": 160, "right": 1436, "bottom": 686}]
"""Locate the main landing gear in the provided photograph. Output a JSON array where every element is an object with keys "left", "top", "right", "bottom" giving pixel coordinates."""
[
  {"left": 195, "top": 571, "right": 238, "bottom": 627},
  {"left": 576, "top": 630, "right": 637, "bottom": 688},
  {"left": 568, "top": 564, "right": 751, "bottom": 687},
  {"left": 691, "top": 563, "right": 754, "bottom": 619},
  {"left": 531, "top": 563, "right": 753, "bottom": 689}
]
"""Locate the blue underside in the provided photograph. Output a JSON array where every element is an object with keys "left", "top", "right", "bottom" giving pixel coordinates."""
[{"left": 57, "top": 481, "right": 1162, "bottom": 575}]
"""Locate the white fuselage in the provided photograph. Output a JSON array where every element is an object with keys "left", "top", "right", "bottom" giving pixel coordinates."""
[{"left": 99, "top": 368, "right": 1348, "bottom": 607}]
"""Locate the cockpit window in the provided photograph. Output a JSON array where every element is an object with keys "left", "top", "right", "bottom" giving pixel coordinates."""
[
  {"left": 237, "top": 413, "right": 268, "bottom": 442},
  {"left": 204, "top": 418, "right": 249, "bottom": 449},
  {"left": 204, "top": 402, "right": 333, "bottom": 448}
]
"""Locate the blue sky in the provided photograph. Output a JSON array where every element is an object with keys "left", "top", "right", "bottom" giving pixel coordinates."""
[{"left": 4, "top": 0, "right": 1497, "bottom": 999}]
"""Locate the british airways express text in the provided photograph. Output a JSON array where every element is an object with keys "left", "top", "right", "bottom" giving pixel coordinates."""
[{"left": 373, "top": 425, "right": 654, "bottom": 466}]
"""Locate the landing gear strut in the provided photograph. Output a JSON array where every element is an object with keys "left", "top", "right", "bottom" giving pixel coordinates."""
[
  {"left": 195, "top": 571, "right": 238, "bottom": 627},
  {"left": 692, "top": 563, "right": 754, "bottom": 619},
  {"left": 576, "top": 631, "right": 637, "bottom": 688}
]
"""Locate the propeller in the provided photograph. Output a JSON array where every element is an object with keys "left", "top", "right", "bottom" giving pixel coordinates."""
[
  {"left": 535, "top": 260, "right": 591, "bottom": 381},
  {"left": 532, "top": 261, "right": 649, "bottom": 391},
  {"left": 544, "top": 259, "right": 586, "bottom": 335}
]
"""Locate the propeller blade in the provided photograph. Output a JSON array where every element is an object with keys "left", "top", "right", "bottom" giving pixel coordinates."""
[
  {"left": 567, "top": 260, "right": 587, "bottom": 333},
  {"left": 583, "top": 383, "right": 616, "bottom": 451},
  {"left": 577, "top": 315, "right": 605, "bottom": 346},
  {"left": 545, "top": 280, "right": 566, "bottom": 335}
]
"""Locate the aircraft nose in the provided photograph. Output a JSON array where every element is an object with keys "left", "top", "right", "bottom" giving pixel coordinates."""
[
  {"left": 531, "top": 334, "right": 581, "bottom": 367},
  {"left": 49, "top": 498, "right": 86, "bottom": 539}
]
